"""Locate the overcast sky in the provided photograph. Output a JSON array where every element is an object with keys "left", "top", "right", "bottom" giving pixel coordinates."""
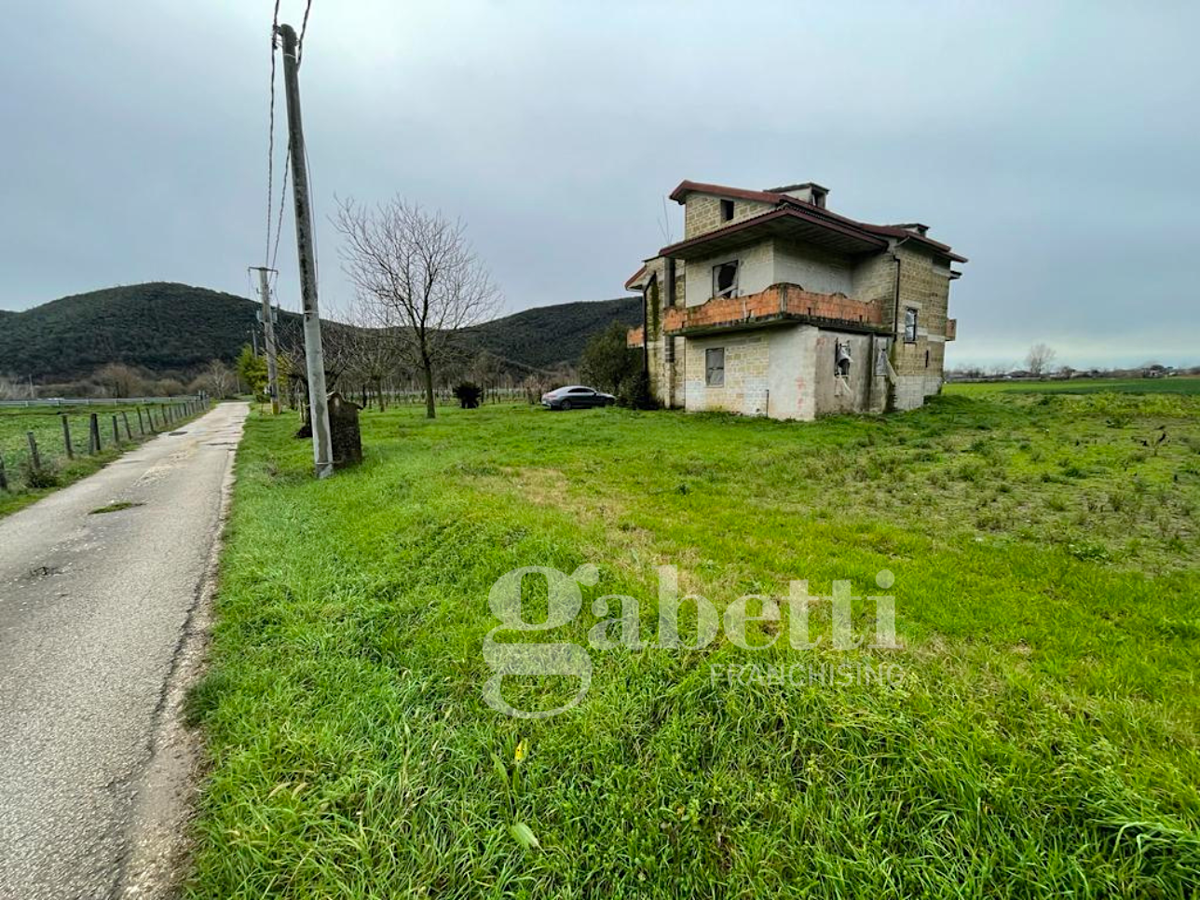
[{"left": 1, "top": 1, "right": 1197, "bottom": 368}]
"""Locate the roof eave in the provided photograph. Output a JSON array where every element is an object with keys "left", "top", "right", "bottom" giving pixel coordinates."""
[{"left": 658, "top": 207, "right": 888, "bottom": 260}]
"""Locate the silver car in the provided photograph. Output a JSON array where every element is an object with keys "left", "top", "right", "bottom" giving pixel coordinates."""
[{"left": 540, "top": 385, "right": 616, "bottom": 410}]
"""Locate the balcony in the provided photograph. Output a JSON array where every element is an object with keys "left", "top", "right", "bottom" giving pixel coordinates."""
[
  {"left": 662, "top": 284, "right": 887, "bottom": 337},
  {"left": 627, "top": 325, "right": 645, "bottom": 349},
  {"left": 946, "top": 318, "right": 957, "bottom": 341}
]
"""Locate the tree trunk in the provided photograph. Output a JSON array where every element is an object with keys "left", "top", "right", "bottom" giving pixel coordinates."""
[
  {"left": 375, "top": 376, "right": 386, "bottom": 412},
  {"left": 422, "top": 363, "right": 436, "bottom": 419}
]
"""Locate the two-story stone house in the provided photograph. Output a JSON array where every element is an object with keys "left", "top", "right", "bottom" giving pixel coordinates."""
[{"left": 626, "top": 180, "right": 966, "bottom": 419}]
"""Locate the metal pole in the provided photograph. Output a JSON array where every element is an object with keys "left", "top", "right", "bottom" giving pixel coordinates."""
[
  {"left": 277, "top": 23, "right": 333, "bottom": 478},
  {"left": 251, "top": 267, "right": 282, "bottom": 414}
]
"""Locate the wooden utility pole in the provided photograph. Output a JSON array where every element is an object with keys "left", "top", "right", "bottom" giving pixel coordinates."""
[
  {"left": 277, "top": 22, "right": 333, "bottom": 478},
  {"left": 249, "top": 266, "right": 282, "bottom": 414}
]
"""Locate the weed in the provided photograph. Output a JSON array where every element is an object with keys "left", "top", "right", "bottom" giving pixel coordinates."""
[{"left": 89, "top": 501, "right": 143, "bottom": 515}]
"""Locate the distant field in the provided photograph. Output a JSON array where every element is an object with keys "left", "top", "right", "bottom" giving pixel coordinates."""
[
  {"left": 188, "top": 389, "right": 1200, "bottom": 898},
  {"left": 948, "top": 375, "right": 1200, "bottom": 395},
  {"left": 0, "top": 402, "right": 200, "bottom": 516}
]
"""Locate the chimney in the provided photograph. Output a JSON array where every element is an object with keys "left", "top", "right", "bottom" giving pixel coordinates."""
[{"left": 766, "top": 182, "right": 829, "bottom": 209}]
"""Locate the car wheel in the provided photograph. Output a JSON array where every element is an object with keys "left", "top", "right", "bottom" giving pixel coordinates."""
[{"left": 560, "top": 400, "right": 572, "bottom": 411}]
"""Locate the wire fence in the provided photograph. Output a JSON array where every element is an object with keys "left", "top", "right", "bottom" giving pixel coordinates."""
[
  {"left": 0, "top": 398, "right": 210, "bottom": 495},
  {"left": 0, "top": 395, "right": 205, "bottom": 409},
  {"left": 352, "top": 386, "right": 535, "bottom": 409}
]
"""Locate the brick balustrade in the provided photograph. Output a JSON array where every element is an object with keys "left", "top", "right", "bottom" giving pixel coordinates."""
[
  {"left": 661, "top": 284, "right": 884, "bottom": 334},
  {"left": 627, "top": 325, "right": 645, "bottom": 349},
  {"left": 946, "top": 318, "right": 957, "bottom": 341}
]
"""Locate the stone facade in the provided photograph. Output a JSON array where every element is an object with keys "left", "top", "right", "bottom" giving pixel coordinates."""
[
  {"left": 684, "top": 195, "right": 774, "bottom": 239},
  {"left": 629, "top": 181, "right": 964, "bottom": 420},
  {"left": 683, "top": 333, "right": 770, "bottom": 415}
]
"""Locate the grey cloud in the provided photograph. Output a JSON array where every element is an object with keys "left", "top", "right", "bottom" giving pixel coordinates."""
[{"left": 1, "top": 0, "right": 1197, "bottom": 368}]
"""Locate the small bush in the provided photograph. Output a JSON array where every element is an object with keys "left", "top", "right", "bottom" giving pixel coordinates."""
[
  {"left": 22, "top": 462, "right": 60, "bottom": 489},
  {"left": 617, "top": 370, "right": 658, "bottom": 410},
  {"left": 453, "top": 382, "right": 483, "bottom": 409}
]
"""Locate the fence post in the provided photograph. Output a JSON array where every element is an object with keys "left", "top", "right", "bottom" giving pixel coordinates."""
[
  {"left": 112, "top": 415, "right": 120, "bottom": 445},
  {"left": 136, "top": 407, "right": 145, "bottom": 434},
  {"left": 122, "top": 412, "right": 132, "bottom": 440},
  {"left": 27, "top": 431, "right": 41, "bottom": 471},
  {"left": 0, "top": 456, "right": 7, "bottom": 491},
  {"left": 89, "top": 413, "right": 101, "bottom": 454},
  {"left": 62, "top": 414, "right": 73, "bottom": 459}
]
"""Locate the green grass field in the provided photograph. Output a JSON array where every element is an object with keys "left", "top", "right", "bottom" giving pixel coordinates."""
[
  {"left": 188, "top": 389, "right": 1200, "bottom": 898},
  {"left": 0, "top": 403, "right": 199, "bottom": 517},
  {"left": 947, "top": 375, "right": 1200, "bottom": 396}
]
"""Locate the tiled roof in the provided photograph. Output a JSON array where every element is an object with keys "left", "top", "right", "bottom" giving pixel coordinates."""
[{"left": 665, "top": 180, "right": 967, "bottom": 263}]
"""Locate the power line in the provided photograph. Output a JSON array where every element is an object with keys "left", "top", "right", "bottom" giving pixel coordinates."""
[
  {"left": 297, "top": 0, "right": 313, "bottom": 66},
  {"left": 265, "top": 1, "right": 313, "bottom": 285},
  {"left": 270, "top": 152, "right": 290, "bottom": 275},
  {"left": 265, "top": 0, "right": 282, "bottom": 267}
]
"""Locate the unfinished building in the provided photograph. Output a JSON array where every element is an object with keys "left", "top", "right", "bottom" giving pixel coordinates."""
[{"left": 626, "top": 180, "right": 966, "bottom": 419}]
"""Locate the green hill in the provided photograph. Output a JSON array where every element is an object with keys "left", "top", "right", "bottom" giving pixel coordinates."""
[
  {"left": 0, "top": 282, "right": 642, "bottom": 383},
  {"left": 464, "top": 297, "right": 642, "bottom": 372}
]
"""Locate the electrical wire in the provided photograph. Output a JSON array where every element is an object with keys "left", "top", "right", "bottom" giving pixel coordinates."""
[
  {"left": 265, "top": 0, "right": 281, "bottom": 267},
  {"left": 297, "top": 0, "right": 313, "bottom": 66},
  {"left": 265, "top": 0, "right": 315, "bottom": 297}
]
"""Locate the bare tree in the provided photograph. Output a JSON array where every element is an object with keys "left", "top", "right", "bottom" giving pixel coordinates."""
[
  {"left": 275, "top": 316, "right": 358, "bottom": 413},
  {"left": 0, "top": 375, "right": 22, "bottom": 400},
  {"left": 189, "top": 360, "right": 236, "bottom": 399},
  {"left": 95, "top": 362, "right": 145, "bottom": 398},
  {"left": 334, "top": 196, "right": 500, "bottom": 418},
  {"left": 343, "top": 308, "right": 407, "bottom": 411},
  {"left": 1026, "top": 343, "right": 1057, "bottom": 377}
]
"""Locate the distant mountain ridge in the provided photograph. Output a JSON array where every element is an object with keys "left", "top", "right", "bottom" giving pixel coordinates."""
[{"left": 0, "top": 282, "right": 641, "bottom": 382}]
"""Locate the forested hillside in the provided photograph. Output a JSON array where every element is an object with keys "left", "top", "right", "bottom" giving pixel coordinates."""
[
  {"left": 0, "top": 283, "right": 289, "bottom": 382},
  {"left": 0, "top": 283, "right": 641, "bottom": 383},
  {"left": 463, "top": 297, "right": 641, "bottom": 371}
]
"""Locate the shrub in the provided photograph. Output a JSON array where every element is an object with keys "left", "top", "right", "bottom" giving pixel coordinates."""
[
  {"left": 579, "top": 322, "right": 641, "bottom": 395},
  {"left": 22, "top": 462, "right": 60, "bottom": 489},
  {"left": 453, "top": 382, "right": 483, "bottom": 409},
  {"left": 617, "top": 370, "right": 658, "bottom": 410}
]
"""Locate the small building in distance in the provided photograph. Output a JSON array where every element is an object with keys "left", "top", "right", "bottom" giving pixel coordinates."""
[{"left": 626, "top": 180, "right": 967, "bottom": 420}]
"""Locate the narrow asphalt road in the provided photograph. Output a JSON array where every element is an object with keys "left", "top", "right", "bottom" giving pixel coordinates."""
[{"left": 0, "top": 402, "right": 248, "bottom": 900}]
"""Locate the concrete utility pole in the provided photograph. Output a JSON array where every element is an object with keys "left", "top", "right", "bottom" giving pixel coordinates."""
[
  {"left": 249, "top": 266, "right": 282, "bottom": 414},
  {"left": 277, "top": 22, "right": 333, "bottom": 478}
]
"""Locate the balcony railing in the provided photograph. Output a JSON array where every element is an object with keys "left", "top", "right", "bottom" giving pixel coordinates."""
[{"left": 661, "top": 284, "right": 886, "bottom": 336}]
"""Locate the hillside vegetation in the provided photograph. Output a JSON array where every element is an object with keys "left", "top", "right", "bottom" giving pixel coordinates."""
[
  {"left": 0, "top": 283, "right": 641, "bottom": 383},
  {"left": 464, "top": 297, "right": 642, "bottom": 372}
]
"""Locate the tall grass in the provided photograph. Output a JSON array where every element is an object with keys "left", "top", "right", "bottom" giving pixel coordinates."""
[{"left": 187, "top": 393, "right": 1200, "bottom": 898}]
